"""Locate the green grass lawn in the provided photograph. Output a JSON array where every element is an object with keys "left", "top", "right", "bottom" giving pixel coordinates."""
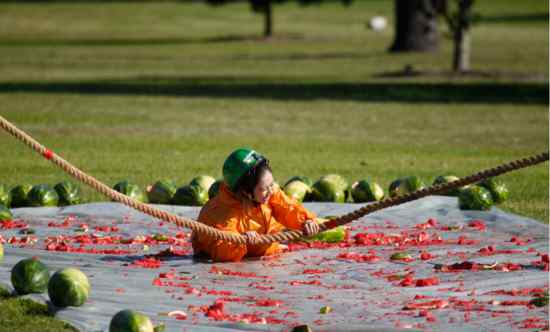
[
  {"left": 0, "top": 286, "right": 77, "bottom": 332},
  {"left": 0, "top": 0, "right": 547, "bottom": 224},
  {"left": 0, "top": 3, "right": 547, "bottom": 330}
]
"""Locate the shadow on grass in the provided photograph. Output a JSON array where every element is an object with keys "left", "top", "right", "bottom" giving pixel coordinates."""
[
  {"left": 473, "top": 13, "right": 549, "bottom": 24},
  {"left": 375, "top": 68, "right": 547, "bottom": 81},
  {"left": 0, "top": 77, "right": 547, "bottom": 104},
  {"left": 0, "top": 33, "right": 309, "bottom": 47},
  {"left": 0, "top": 286, "right": 78, "bottom": 331}
]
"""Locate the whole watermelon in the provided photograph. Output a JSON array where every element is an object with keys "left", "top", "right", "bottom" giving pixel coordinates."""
[
  {"left": 147, "top": 180, "right": 177, "bottom": 204},
  {"left": 0, "top": 204, "right": 12, "bottom": 221},
  {"left": 479, "top": 177, "right": 509, "bottom": 204},
  {"left": 189, "top": 175, "right": 216, "bottom": 192},
  {"left": 351, "top": 180, "right": 384, "bottom": 202},
  {"left": 284, "top": 176, "right": 313, "bottom": 188},
  {"left": 0, "top": 184, "right": 11, "bottom": 207},
  {"left": 9, "top": 184, "right": 33, "bottom": 208},
  {"left": 320, "top": 174, "right": 353, "bottom": 202},
  {"left": 113, "top": 180, "right": 147, "bottom": 203},
  {"left": 54, "top": 181, "right": 82, "bottom": 206},
  {"left": 11, "top": 257, "right": 50, "bottom": 295},
  {"left": 432, "top": 175, "right": 467, "bottom": 196},
  {"left": 208, "top": 180, "right": 223, "bottom": 199},
  {"left": 48, "top": 267, "right": 90, "bottom": 307},
  {"left": 28, "top": 184, "right": 59, "bottom": 207},
  {"left": 109, "top": 309, "right": 154, "bottom": 332},
  {"left": 311, "top": 179, "right": 345, "bottom": 203},
  {"left": 389, "top": 176, "right": 426, "bottom": 197},
  {"left": 319, "top": 174, "right": 349, "bottom": 192},
  {"left": 173, "top": 185, "right": 209, "bottom": 206},
  {"left": 283, "top": 180, "right": 311, "bottom": 203},
  {"left": 458, "top": 185, "right": 494, "bottom": 211}
]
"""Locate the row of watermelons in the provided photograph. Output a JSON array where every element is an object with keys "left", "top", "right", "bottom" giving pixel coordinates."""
[
  {"left": 0, "top": 176, "right": 218, "bottom": 209},
  {"left": 112, "top": 174, "right": 509, "bottom": 212},
  {"left": 0, "top": 174, "right": 509, "bottom": 212},
  {"left": 0, "top": 181, "right": 81, "bottom": 209},
  {"left": 283, "top": 174, "right": 508, "bottom": 211}
]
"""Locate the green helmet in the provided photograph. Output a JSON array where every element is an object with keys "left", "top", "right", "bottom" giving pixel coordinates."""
[{"left": 223, "top": 148, "right": 266, "bottom": 192}]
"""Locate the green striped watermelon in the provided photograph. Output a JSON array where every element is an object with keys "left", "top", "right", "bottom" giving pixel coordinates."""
[
  {"left": 146, "top": 180, "right": 177, "bottom": 204},
  {"left": 28, "top": 184, "right": 59, "bottom": 207},
  {"left": 113, "top": 180, "right": 147, "bottom": 203},
  {"left": 109, "top": 309, "right": 154, "bottom": 332},
  {"left": 54, "top": 181, "right": 82, "bottom": 206},
  {"left": 351, "top": 180, "right": 384, "bottom": 202},
  {"left": 389, "top": 176, "right": 426, "bottom": 197},
  {"left": 458, "top": 185, "right": 494, "bottom": 211},
  {"left": 189, "top": 175, "right": 216, "bottom": 192},
  {"left": 311, "top": 179, "right": 345, "bottom": 203},
  {"left": 11, "top": 257, "right": 50, "bottom": 295},
  {"left": 9, "top": 184, "right": 33, "bottom": 207},
  {"left": 173, "top": 185, "right": 208, "bottom": 206},
  {"left": 48, "top": 268, "right": 90, "bottom": 307}
]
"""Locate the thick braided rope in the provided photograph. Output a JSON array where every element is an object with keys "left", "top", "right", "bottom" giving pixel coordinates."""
[
  {"left": 256, "top": 152, "right": 549, "bottom": 244},
  {"left": 1, "top": 115, "right": 547, "bottom": 245},
  {"left": 0, "top": 115, "right": 248, "bottom": 244},
  {"left": 246, "top": 152, "right": 549, "bottom": 243}
]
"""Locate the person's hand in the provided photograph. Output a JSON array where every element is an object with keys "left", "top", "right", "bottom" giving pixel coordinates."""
[
  {"left": 302, "top": 219, "right": 320, "bottom": 237},
  {"left": 243, "top": 231, "right": 260, "bottom": 244}
]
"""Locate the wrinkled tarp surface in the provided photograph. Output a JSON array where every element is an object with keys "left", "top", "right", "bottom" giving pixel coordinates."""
[{"left": 0, "top": 196, "right": 548, "bottom": 332}]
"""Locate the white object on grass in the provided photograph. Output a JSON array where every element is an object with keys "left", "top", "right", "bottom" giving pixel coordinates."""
[{"left": 368, "top": 16, "right": 387, "bottom": 31}]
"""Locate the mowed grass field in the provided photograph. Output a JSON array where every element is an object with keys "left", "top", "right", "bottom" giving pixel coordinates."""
[{"left": 0, "top": 0, "right": 548, "bottom": 223}]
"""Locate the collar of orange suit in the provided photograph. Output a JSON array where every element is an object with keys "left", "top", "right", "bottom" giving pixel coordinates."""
[{"left": 218, "top": 182, "right": 262, "bottom": 210}]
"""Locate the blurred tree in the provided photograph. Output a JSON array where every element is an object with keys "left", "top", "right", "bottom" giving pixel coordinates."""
[
  {"left": 206, "top": 0, "right": 352, "bottom": 38},
  {"left": 390, "top": 0, "right": 447, "bottom": 52},
  {"left": 441, "top": 0, "right": 475, "bottom": 72}
]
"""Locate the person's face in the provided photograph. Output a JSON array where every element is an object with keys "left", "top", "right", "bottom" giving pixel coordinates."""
[{"left": 253, "top": 171, "right": 275, "bottom": 204}]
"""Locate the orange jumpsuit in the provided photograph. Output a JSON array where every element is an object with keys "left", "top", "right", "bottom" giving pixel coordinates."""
[{"left": 192, "top": 183, "right": 316, "bottom": 262}]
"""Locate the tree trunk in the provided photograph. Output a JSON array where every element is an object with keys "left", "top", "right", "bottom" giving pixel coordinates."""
[
  {"left": 390, "top": 0, "right": 440, "bottom": 52},
  {"left": 261, "top": 0, "right": 273, "bottom": 38},
  {"left": 250, "top": 0, "right": 273, "bottom": 38},
  {"left": 452, "top": 0, "right": 474, "bottom": 72},
  {"left": 263, "top": 1, "right": 272, "bottom": 38},
  {"left": 453, "top": 27, "right": 470, "bottom": 72}
]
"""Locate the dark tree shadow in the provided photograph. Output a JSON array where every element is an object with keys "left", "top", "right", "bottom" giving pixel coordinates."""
[
  {"left": 227, "top": 51, "right": 373, "bottom": 61},
  {"left": 473, "top": 13, "right": 549, "bottom": 24},
  {"left": 375, "top": 67, "right": 547, "bottom": 81},
  {"left": 0, "top": 35, "right": 266, "bottom": 47},
  {"left": 0, "top": 33, "right": 313, "bottom": 48},
  {"left": 0, "top": 76, "right": 547, "bottom": 104}
]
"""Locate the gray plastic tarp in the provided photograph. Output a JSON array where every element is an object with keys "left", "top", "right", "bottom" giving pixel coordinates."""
[{"left": 0, "top": 196, "right": 548, "bottom": 332}]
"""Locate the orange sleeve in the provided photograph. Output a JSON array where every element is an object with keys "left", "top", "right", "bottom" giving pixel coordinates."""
[
  {"left": 208, "top": 218, "right": 248, "bottom": 262},
  {"left": 269, "top": 188, "right": 316, "bottom": 230}
]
